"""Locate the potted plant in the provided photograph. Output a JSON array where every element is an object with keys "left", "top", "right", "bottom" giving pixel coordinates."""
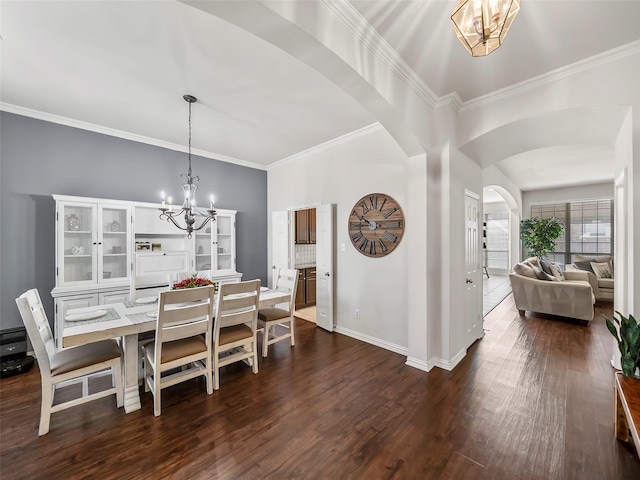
[
  {"left": 605, "top": 311, "right": 640, "bottom": 377},
  {"left": 520, "top": 216, "right": 564, "bottom": 259}
]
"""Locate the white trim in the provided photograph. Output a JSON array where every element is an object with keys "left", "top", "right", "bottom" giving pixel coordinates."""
[
  {"left": 268, "top": 123, "right": 382, "bottom": 169},
  {"left": 321, "top": 0, "right": 439, "bottom": 109},
  {"left": 427, "top": 348, "right": 467, "bottom": 371},
  {"left": 460, "top": 40, "right": 640, "bottom": 111},
  {"left": 405, "top": 356, "right": 431, "bottom": 372},
  {"left": 465, "top": 189, "right": 480, "bottom": 200},
  {"left": 334, "top": 325, "right": 408, "bottom": 356},
  {"left": 0, "top": 102, "right": 268, "bottom": 171}
]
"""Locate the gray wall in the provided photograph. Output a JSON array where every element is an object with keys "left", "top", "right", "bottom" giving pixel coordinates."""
[{"left": 0, "top": 112, "right": 268, "bottom": 330}]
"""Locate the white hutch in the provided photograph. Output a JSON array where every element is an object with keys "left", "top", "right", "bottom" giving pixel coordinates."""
[{"left": 51, "top": 194, "right": 241, "bottom": 345}]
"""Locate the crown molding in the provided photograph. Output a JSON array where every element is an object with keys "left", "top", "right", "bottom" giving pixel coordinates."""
[
  {"left": 460, "top": 40, "right": 640, "bottom": 111},
  {"left": 320, "top": 0, "right": 439, "bottom": 110},
  {"left": 267, "top": 122, "right": 382, "bottom": 170},
  {"left": 0, "top": 102, "right": 268, "bottom": 171}
]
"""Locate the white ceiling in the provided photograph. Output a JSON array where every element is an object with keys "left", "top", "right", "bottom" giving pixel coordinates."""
[{"left": 2, "top": 0, "right": 639, "bottom": 191}]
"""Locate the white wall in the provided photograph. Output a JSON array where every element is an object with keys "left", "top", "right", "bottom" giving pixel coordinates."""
[{"left": 268, "top": 125, "right": 410, "bottom": 353}]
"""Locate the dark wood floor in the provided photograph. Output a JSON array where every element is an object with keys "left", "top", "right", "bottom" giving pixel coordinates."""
[{"left": 1, "top": 296, "right": 639, "bottom": 479}]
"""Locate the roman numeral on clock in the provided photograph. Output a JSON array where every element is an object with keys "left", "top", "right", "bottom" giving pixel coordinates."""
[
  {"left": 358, "top": 201, "right": 369, "bottom": 214},
  {"left": 369, "top": 195, "right": 377, "bottom": 211},
  {"left": 383, "top": 231, "right": 397, "bottom": 243},
  {"left": 379, "top": 197, "right": 387, "bottom": 211},
  {"left": 383, "top": 207, "right": 397, "bottom": 219},
  {"left": 384, "top": 221, "right": 401, "bottom": 229},
  {"left": 369, "top": 240, "right": 376, "bottom": 255},
  {"left": 349, "top": 222, "right": 362, "bottom": 230},
  {"left": 351, "top": 231, "right": 363, "bottom": 242},
  {"left": 378, "top": 239, "right": 388, "bottom": 252},
  {"left": 358, "top": 237, "right": 369, "bottom": 251}
]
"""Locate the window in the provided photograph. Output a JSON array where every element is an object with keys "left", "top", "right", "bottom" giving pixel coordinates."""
[
  {"left": 484, "top": 212, "right": 509, "bottom": 269},
  {"left": 530, "top": 199, "right": 613, "bottom": 265}
]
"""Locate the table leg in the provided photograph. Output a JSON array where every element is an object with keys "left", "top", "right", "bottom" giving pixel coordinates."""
[
  {"left": 615, "top": 384, "right": 629, "bottom": 442},
  {"left": 122, "top": 333, "right": 141, "bottom": 413}
]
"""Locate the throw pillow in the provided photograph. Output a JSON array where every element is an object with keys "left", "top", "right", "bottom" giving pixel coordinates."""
[
  {"left": 574, "top": 260, "right": 595, "bottom": 274},
  {"left": 591, "top": 262, "right": 613, "bottom": 279},
  {"left": 539, "top": 259, "right": 553, "bottom": 275},
  {"left": 549, "top": 264, "right": 565, "bottom": 281},
  {"left": 513, "top": 262, "right": 537, "bottom": 279},
  {"left": 532, "top": 266, "right": 554, "bottom": 281},
  {"left": 525, "top": 257, "right": 541, "bottom": 269}
]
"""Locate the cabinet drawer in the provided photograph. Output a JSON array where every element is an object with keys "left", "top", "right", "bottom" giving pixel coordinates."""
[{"left": 135, "top": 252, "right": 190, "bottom": 276}]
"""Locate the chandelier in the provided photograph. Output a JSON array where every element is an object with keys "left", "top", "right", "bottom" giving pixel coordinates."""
[
  {"left": 451, "top": 0, "right": 520, "bottom": 57},
  {"left": 159, "top": 95, "right": 216, "bottom": 238}
]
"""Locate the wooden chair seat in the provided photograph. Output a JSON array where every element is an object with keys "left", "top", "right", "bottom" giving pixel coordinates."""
[
  {"left": 258, "top": 307, "right": 289, "bottom": 323},
  {"left": 50, "top": 340, "right": 121, "bottom": 376},
  {"left": 219, "top": 324, "right": 254, "bottom": 345},
  {"left": 145, "top": 336, "right": 207, "bottom": 364}
]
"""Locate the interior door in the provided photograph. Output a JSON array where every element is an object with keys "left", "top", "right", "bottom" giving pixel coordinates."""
[
  {"left": 464, "top": 191, "right": 483, "bottom": 345},
  {"left": 315, "top": 204, "right": 334, "bottom": 332},
  {"left": 271, "top": 211, "right": 290, "bottom": 288}
]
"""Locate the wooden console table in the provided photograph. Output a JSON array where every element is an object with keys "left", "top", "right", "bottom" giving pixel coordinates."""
[{"left": 615, "top": 372, "right": 640, "bottom": 452}]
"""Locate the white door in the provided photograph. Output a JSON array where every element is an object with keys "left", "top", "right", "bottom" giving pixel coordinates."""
[
  {"left": 315, "top": 204, "right": 334, "bottom": 332},
  {"left": 271, "top": 211, "right": 290, "bottom": 288},
  {"left": 464, "top": 191, "right": 483, "bottom": 345}
]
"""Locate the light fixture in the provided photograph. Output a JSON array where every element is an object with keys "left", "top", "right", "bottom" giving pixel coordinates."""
[
  {"left": 451, "top": 0, "right": 520, "bottom": 57},
  {"left": 159, "top": 95, "right": 216, "bottom": 238}
]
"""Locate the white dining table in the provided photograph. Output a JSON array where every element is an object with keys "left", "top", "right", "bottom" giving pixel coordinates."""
[{"left": 62, "top": 289, "right": 291, "bottom": 413}]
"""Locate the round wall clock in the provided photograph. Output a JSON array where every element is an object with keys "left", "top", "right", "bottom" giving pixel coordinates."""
[{"left": 348, "top": 193, "right": 405, "bottom": 258}]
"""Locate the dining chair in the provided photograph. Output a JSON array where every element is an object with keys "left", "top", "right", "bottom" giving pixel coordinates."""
[
  {"left": 213, "top": 280, "right": 261, "bottom": 390},
  {"left": 142, "top": 285, "right": 215, "bottom": 416},
  {"left": 257, "top": 269, "right": 299, "bottom": 357},
  {"left": 15, "top": 289, "right": 123, "bottom": 436}
]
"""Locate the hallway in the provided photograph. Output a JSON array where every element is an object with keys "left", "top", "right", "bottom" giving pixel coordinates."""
[{"left": 483, "top": 273, "right": 511, "bottom": 317}]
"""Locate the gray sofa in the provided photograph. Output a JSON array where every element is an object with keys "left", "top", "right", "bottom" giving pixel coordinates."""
[
  {"left": 509, "top": 257, "right": 595, "bottom": 322},
  {"left": 564, "top": 254, "right": 614, "bottom": 302}
]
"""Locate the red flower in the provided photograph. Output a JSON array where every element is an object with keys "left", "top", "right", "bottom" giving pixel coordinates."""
[{"left": 172, "top": 275, "right": 218, "bottom": 291}]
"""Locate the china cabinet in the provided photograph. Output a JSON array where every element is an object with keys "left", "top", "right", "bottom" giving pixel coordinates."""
[
  {"left": 55, "top": 197, "right": 132, "bottom": 286},
  {"left": 51, "top": 195, "right": 242, "bottom": 346},
  {"left": 193, "top": 209, "right": 239, "bottom": 277}
]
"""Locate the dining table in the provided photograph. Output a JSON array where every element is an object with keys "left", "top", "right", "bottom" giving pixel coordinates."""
[{"left": 62, "top": 288, "right": 291, "bottom": 413}]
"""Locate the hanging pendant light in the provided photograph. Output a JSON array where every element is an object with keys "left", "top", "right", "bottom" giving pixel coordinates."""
[
  {"left": 451, "top": 0, "right": 521, "bottom": 57},
  {"left": 159, "top": 95, "right": 216, "bottom": 238}
]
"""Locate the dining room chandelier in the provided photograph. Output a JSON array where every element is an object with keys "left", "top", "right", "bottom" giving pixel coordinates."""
[
  {"left": 451, "top": 0, "right": 521, "bottom": 57},
  {"left": 159, "top": 94, "right": 216, "bottom": 238}
]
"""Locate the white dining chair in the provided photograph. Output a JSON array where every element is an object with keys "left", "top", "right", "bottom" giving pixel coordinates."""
[
  {"left": 142, "top": 285, "right": 215, "bottom": 416},
  {"left": 16, "top": 289, "right": 123, "bottom": 435},
  {"left": 257, "top": 269, "right": 299, "bottom": 357},
  {"left": 213, "top": 280, "right": 261, "bottom": 390}
]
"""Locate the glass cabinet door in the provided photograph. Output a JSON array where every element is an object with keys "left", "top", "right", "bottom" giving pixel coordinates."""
[
  {"left": 60, "top": 203, "right": 96, "bottom": 285},
  {"left": 194, "top": 227, "right": 213, "bottom": 272},
  {"left": 99, "top": 206, "right": 131, "bottom": 282},
  {"left": 215, "top": 214, "right": 235, "bottom": 273}
]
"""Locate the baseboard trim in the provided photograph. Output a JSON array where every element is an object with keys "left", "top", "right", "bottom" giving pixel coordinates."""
[
  {"left": 405, "top": 356, "right": 431, "bottom": 372},
  {"left": 427, "top": 348, "right": 467, "bottom": 371},
  {"left": 334, "top": 326, "right": 408, "bottom": 356}
]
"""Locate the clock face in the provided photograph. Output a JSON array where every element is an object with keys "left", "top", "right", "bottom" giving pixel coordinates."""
[{"left": 348, "top": 193, "right": 405, "bottom": 258}]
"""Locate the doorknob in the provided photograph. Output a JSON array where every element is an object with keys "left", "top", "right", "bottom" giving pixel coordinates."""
[
  {"left": 324, "top": 272, "right": 331, "bottom": 277},
  {"left": 466, "top": 278, "right": 473, "bottom": 284},
  {"left": 272, "top": 265, "right": 277, "bottom": 269}
]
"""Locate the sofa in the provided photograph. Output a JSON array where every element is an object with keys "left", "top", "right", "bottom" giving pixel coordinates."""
[
  {"left": 509, "top": 257, "right": 595, "bottom": 322},
  {"left": 564, "top": 254, "right": 614, "bottom": 302}
]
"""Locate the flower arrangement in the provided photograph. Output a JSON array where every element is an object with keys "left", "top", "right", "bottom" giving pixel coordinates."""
[{"left": 172, "top": 275, "right": 219, "bottom": 292}]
